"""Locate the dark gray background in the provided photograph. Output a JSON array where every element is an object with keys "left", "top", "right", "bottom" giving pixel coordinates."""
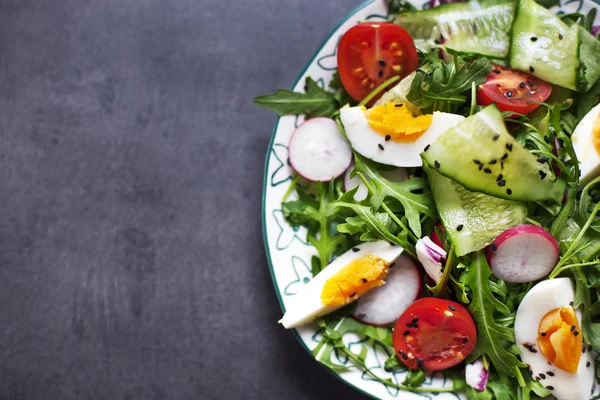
[{"left": 0, "top": 0, "right": 367, "bottom": 399}]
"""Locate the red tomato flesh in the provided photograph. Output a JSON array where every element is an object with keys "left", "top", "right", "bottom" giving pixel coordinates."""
[
  {"left": 477, "top": 66, "right": 552, "bottom": 115},
  {"left": 393, "top": 298, "right": 477, "bottom": 371},
  {"left": 337, "top": 22, "right": 419, "bottom": 104}
]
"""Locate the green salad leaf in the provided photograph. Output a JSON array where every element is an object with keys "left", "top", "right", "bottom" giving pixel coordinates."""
[
  {"left": 462, "top": 252, "right": 525, "bottom": 379},
  {"left": 282, "top": 181, "right": 350, "bottom": 274},
  {"left": 408, "top": 56, "right": 492, "bottom": 114},
  {"left": 254, "top": 77, "right": 339, "bottom": 118}
]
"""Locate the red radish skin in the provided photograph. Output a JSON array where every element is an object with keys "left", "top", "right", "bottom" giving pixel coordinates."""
[
  {"left": 288, "top": 118, "right": 352, "bottom": 182},
  {"left": 485, "top": 224, "right": 559, "bottom": 283},
  {"left": 353, "top": 255, "right": 422, "bottom": 326}
]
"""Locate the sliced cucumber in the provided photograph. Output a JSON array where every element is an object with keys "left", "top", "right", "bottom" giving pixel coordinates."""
[
  {"left": 577, "top": 25, "right": 600, "bottom": 92},
  {"left": 395, "top": 0, "right": 515, "bottom": 59},
  {"left": 509, "top": 0, "right": 580, "bottom": 90},
  {"left": 424, "top": 163, "right": 527, "bottom": 257},
  {"left": 421, "top": 105, "right": 564, "bottom": 203}
]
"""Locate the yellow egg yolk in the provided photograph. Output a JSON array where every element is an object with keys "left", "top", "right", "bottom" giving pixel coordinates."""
[
  {"left": 364, "top": 102, "right": 433, "bottom": 142},
  {"left": 593, "top": 114, "right": 600, "bottom": 155},
  {"left": 320, "top": 254, "right": 390, "bottom": 307},
  {"left": 537, "top": 306, "right": 582, "bottom": 373}
]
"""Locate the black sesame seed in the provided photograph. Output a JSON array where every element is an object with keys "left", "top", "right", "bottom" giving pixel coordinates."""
[
  {"left": 352, "top": 247, "right": 360, "bottom": 252},
  {"left": 424, "top": 144, "right": 430, "bottom": 151},
  {"left": 493, "top": 69, "right": 501, "bottom": 74},
  {"left": 506, "top": 188, "right": 512, "bottom": 195},
  {"left": 531, "top": 37, "right": 538, "bottom": 42},
  {"left": 530, "top": 347, "right": 538, "bottom": 353},
  {"left": 493, "top": 134, "right": 500, "bottom": 141},
  {"left": 448, "top": 305, "right": 456, "bottom": 311},
  {"left": 501, "top": 153, "right": 508, "bottom": 160},
  {"left": 457, "top": 224, "right": 464, "bottom": 231},
  {"left": 378, "top": 143, "right": 384, "bottom": 151},
  {"left": 571, "top": 325, "right": 576, "bottom": 332},
  {"left": 434, "top": 39, "right": 441, "bottom": 45},
  {"left": 395, "top": 103, "right": 403, "bottom": 107},
  {"left": 570, "top": 302, "right": 574, "bottom": 307},
  {"left": 385, "top": 134, "right": 391, "bottom": 141},
  {"left": 547, "top": 371, "right": 554, "bottom": 376},
  {"left": 434, "top": 160, "right": 440, "bottom": 168},
  {"left": 507, "top": 91, "right": 513, "bottom": 98},
  {"left": 541, "top": 332, "right": 547, "bottom": 337},
  {"left": 539, "top": 373, "right": 546, "bottom": 380},
  {"left": 498, "top": 180, "right": 506, "bottom": 187},
  {"left": 362, "top": 278, "right": 368, "bottom": 283},
  {"left": 378, "top": 59, "right": 386, "bottom": 67},
  {"left": 483, "top": 168, "right": 492, "bottom": 174},
  {"left": 479, "top": 163, "right": 484, "bottom": 171},
  {"left": 496, "top": 174, "right": 503, "bottom": 182},
  {"left": 559, "top": 33, "right": 564, "bottom": 40},
  {"left": 411, "top": 318, "right": 419, "bottom": 324},
  {"left": 574, "top": 331, "right": 579, "bottom": 336},
  {"left": 506, "top": 143, "right": 513, "bottom": 151},
  {"left": 529, "top": 66, "right": 535, "bottom": 73},
  {"left": 417, "top": 358, "right": 425, "bottom": 371},
  {"left": 378, "top": 70, "right": 384, "bottom": 78},
  {"left": 587, "top": 361, "right": 591, "bottom": 368},
  {"left": 403, "top": 330, "right": 411, "bottom": 336},
  {"left": 491, "top": 243, "right": 498, "bottom": 251},
  {"left": 519, "top": 82, "right": 525, "bottom": 88},
  {"left": 501, "top": 161, "right": 504, "bottom": 169},
  {"left": 539, "top": 170, "right": 547, "bottom": 180},
  {"left": 528, "top": 81, "right": 535, "bottom": 87},
  {"left": 473, "top": 159, "right": 481, "bottom": 165},
  {"left": 463, "top": 338, "right": 468, "bottom": 344},
  {"left": 389, "top": 262, "right": 396, "bottom": 269},
  {"left": 349, "top": 292, "right": 356, "bottom": 298},
  {"left": 489, "top": 159, "right": 497, "bottom": 164},
  {"left": 547, "top": 386, "right": 554, "bottom": 391}
]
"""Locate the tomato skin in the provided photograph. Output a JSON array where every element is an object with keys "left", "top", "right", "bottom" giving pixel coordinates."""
[
  {"left": 477, "top": 67, "right": 552, "bottom": 115},
  {"left": 393, "top": 298, "right": 477, "bottom": 371},
  {"left": 337, "top": 22, "right": 419, "bottom": 104}
]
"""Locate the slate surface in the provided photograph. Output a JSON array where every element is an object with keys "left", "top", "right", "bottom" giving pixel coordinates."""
[{"left": 0, "top": 0, "right": 367, "bottom": 399}]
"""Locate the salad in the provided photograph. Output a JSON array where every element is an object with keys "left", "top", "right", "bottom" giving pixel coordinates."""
[{"left": 255, "top": 0, "right": 600, "bottom": 399}]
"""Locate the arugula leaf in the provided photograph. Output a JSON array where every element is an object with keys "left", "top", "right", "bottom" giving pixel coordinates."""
[
  {"left": 282, "top": 182, "right": 349, "bottom": 274},
  {"left": 329, "top": 71, "right": 354, "bottom": 107},
  {"left": 254, "top": 77, "right": 339, "bottom": 118},
  {"left": 579, "top": 176, "right": 600, "bottom": 233},
  {"left": 353, "top": 154, "right": 436, "bottom": 238},
  {"left": 402, "top": 370, "right": 426, "bottom": 387},
  {"left": 535, "top": 0, "right": 559, "bottom": 7},
  {"left": 464, "top": 252, "right": 525, "bottom": 378},
  {"left": 387, "top": 0, "right": 417, "bottom": 14},
  {"left": 408, "top": 56, "right": 492, "bottom": 114}
]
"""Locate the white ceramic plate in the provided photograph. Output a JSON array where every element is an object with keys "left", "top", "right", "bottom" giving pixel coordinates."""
[{"left": 262, "top": 1, "right": 600, "bottom": 398}]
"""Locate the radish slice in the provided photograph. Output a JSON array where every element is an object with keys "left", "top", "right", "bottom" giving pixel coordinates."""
[
  {"left": 344, "top": 161, "right": 408, "bottom": 201},
  {"left": 416, "top": 237, "right": 446, "bottom": 284},
  {"left": 485, "top": 224, "right": 559, "bottom": 283},
  {"left": 288, "top": 118, "right": 352, "bottom": 182},
  {"left": 466, "top": 359, "right": 489, "bottom": 392},
  {"left": 353, "top": 255, "right": 422, "bottom": 326}
]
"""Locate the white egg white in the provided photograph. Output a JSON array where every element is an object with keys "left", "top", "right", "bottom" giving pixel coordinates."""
[
  {"left": 572, "top": 102, "right": 600, "bottom": 187},
  {"left": 279, "top": 241, "right": 403, "bottom": 329},
  {"left": 340, "top": 107, "right": 465, "bottom": 167},
  {"left": 514, "top": 278, "right": 595, "bottom": 400}
]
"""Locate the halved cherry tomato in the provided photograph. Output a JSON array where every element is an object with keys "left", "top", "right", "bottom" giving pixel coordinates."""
[
  {"left": 337, "top": 22, "right": 419, "bottom": 103},
  {"left": 393, "top": 298, "right": 477, "bottom": 371},
  {"left": 477, "top": 66, "right": 552, "bottom": 115}
]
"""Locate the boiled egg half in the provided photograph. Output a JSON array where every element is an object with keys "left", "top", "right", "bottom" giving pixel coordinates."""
[
  {"left": 572, "top": 102, "right": 600, "bottom": 187},
  {"left": 280, "top": 241, "right": 403, "bottom": 329},
  {"left": 340, "top": 102, "right": 464, "bottom": 167},
  {"left": 514, "top": 278, "right": 595, "bottom": 400}
]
